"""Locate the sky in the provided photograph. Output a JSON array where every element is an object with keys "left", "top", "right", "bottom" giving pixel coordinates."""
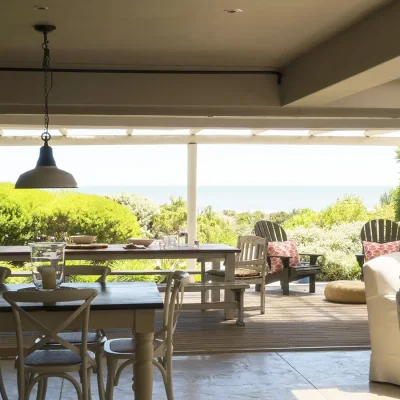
[{"left": 1, "top": 142, "right": 398, "bottom": 187}]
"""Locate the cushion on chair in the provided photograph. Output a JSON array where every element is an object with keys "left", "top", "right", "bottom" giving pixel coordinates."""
[
  {"left": 106, "top": 338, "right": 163, "bottom": 355},
  {"left": 324, "top": 281, "right": 366, "bottom": 304},
  {"left": 206, "top": 268, "right": 260, "bottom": 278},
  {"left": 24, "top": 349, "right": 95, "bottom": 366},
  {"left": 267, "top": 240, "right": 301, "bottom": 274},
  {"left": 363, "top": 241, "right": 400, "bottom": 262},
  {"left": 47, "top": 331, "right": 105, "bottom": 344}
]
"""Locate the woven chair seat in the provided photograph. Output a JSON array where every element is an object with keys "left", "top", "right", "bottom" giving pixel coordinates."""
[
  {"left": 47, "top": 331, "right": 105, "bottom": 345},
  {"left": 24, "top": 349, "right": 95, "bottom": 366},
  {"left": 206, "top": 268, "right": 261, "bottom": 278},
  {"left": 107, "top": 338, "right": 163, "bottom": 355}
]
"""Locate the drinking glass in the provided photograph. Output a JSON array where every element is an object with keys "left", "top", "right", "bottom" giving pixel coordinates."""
[
  {"left": 168, "top": 235, "right": 178, "bottom": 248},
  {"left": 178, "top": 229, "right": 188, "bottom": 247},
  {"left": 29, "top": 242, "right": 66, "bottom": 290},
  {"left": 162, "top": 236, "right": 170, "bottom": 248}
]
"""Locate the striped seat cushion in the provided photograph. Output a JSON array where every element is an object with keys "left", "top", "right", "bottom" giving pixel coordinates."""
[{"left": 206, "top": 268, "right": 260, "bottom": 278}]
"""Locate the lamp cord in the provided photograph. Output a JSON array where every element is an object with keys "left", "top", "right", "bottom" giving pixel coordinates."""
[{"left": 41, "top": 30, "right": 53, "bottom": 144}]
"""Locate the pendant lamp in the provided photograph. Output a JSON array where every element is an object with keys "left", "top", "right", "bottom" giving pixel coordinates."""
[{"left": 15, "top": 25, "right": 77, "bottom": 189}]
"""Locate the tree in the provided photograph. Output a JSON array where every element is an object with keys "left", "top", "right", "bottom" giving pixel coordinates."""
[
  {"left": 284, "top": 208, "right": 320, "bottom": 229},
  {"left": 151, "top": 197, "right": 187, "bottom": 237},
  {"left": 319, "top": 195, "right": 369, "bottom": 227}
]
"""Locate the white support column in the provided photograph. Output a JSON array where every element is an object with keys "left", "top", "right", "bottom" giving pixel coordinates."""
[{"left": 187, "top": 143, "right": 197, "bottom": 269}]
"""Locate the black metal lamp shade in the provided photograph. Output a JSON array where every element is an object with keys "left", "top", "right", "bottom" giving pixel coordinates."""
[{"left": 15, "top": 142, "right": 77, "bottom": 189}]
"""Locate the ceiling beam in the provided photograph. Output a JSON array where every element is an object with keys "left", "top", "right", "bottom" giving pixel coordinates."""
[
  {"left": 58, "top": 128, "right": 68, "bottom": 136},
  {"left": 364, "top": 130, "right": 397, "bottom": 137},
  {"left": 282, "top": 1, "right": 400, "bottom": 106},
  {"left": 308, "top": 130, "right": 334, "bottom": 136},
  {"left": 1, "top": 135, "right": 399, "bottom": 147},
  {"left": 4, "top": 116, "right": 400, "bottom": 130}
]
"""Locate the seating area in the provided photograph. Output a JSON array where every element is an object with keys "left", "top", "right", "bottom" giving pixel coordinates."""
[{"left": 3, "top": 216, "right": 400, "bottom": 399}]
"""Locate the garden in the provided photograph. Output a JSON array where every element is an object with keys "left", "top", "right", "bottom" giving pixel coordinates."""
[{"left": 0, "top": 181, "right": 398, "bottom": 282}]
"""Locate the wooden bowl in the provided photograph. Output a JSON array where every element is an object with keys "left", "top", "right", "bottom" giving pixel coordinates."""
[
  {"left": 126, "top": 238, "right": 155, "bottom": 247},
  {"left": 69, "top": 235, "right": 97, "bottom": 244}
]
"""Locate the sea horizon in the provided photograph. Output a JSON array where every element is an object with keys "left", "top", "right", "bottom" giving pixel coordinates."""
[{"left": 74, "top": 185, "right": 394, "bottom": 213}]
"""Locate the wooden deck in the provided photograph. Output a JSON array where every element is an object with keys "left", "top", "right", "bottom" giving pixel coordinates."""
[
  {"left": 170, "top": 282, "right": 370, "bottom": 353},
  {"left": 0, "top": 283, "right": 370, "bottom": 358}
]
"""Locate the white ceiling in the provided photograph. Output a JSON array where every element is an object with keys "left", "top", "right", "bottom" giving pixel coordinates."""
[{"left": 0, "top": 0, "right": 392, "bottom": 69}]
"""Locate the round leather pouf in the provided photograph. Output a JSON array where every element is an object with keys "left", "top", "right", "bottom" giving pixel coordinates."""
[{"left": 324, "top": 280, "right": 366, "bottom": 304}]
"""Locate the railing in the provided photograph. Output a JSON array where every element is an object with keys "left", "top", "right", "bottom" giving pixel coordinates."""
[{"left": 9, "top": 270, "right": 202, "bottom": 278}]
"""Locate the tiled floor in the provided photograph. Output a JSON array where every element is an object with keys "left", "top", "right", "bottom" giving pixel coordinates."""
[{"left": 2, "top": 350, "right": 400, "bottom": 399}]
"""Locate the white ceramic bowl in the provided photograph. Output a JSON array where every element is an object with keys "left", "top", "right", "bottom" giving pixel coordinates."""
[
  {"left": 126, "top": 238, "right": 155, "bottom": 247},
  {"left": 69, "top": 235, "right": 97, "bottom": 244}
]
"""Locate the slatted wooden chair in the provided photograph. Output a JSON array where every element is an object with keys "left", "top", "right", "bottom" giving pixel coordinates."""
[
  {"left": 205, "top": 236, "right": 268, "bottom": 314},
  {"left": 356, "top": 219, "right": 400, "bottom": 278},
  {"left": 254, "top": 220, "right": 322, "bottom": 295}
]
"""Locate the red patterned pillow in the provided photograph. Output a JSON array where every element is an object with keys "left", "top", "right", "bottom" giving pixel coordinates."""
[
  {"left": 363, "top": 241, "right": 400, "bottom": 262},
  {"left": 267, "top": 240, "right": 300, "bottom": 274}
]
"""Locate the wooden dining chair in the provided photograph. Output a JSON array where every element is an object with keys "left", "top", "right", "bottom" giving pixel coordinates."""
[
  {"left": 3, "top": 288, "right": 98, "bottom": 400},
  {"left": 0, "top": 267, "right": 11, "bottom": 400},
  {"left": 0, "top": 363, "right": 7, "bottom": 400},
  {"left": 42, "top": 265, "right": 110, "bottom": 400},
  {"left": 104, "top": 270, "right": 190, "bottom": 400},
  {"left": 205, "top": 236, "right": 268, "bottom": 314},
  {"left": 0, "top": 267, "right": 11, "bottom": 285}
]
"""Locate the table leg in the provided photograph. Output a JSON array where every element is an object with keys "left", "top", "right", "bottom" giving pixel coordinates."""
[
  {"left": 224, "top": 253, "right": 236, "bottom": 320},
  {"left": 211, "top": 261, "right": 221, "bottom": 302},
  {"left": 134, "top": 310, "right": 155, "bottom": 400}
]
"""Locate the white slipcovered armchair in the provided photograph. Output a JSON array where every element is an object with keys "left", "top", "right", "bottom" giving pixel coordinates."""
[{"left": 364, "top": 253, "right": 400, "bottom": 385}]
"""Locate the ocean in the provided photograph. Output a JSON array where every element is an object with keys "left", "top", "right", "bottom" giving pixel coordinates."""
[{"left": 75, "top": 186, "right": 394, "bottom": 213}]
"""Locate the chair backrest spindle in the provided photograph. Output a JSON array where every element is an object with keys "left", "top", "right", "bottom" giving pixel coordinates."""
[
  {"left": 64, "top": 265, "right": 111, "bottom": 283},
  {"left": 361, "top": 219, "right": 400, "bottom": 245},
  {"left": 0, "top": 267, "right": 11, "bottom": 284},
  {"left": 254, "top": 221, "right": 288, "bottom": 243}
]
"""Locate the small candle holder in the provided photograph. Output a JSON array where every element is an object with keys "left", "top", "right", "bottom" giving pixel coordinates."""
[{"left": 29, "top": 242, "right": 66, "bottom": 290}]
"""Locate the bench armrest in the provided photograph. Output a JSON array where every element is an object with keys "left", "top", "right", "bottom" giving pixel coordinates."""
[
  {"left": 299, "top": 253, "right": 322, "bottom": 258},
  {"left": 267, "top": 255, "right": 292, "bottom": 260},
  {"left": 356, "top": 252, "right": 365, "bottom": 265},
  {"left": 267, "top": 255, "right": 291, "bottom": 269},
  {"left": 299, "top": 253, "right": 322, "bottom": 265}
]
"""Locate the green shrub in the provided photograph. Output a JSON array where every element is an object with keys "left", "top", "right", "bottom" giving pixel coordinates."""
[
  {"left": 287, "top": 222, "right": 363, "bottom": 281},
  {"left": 108, "top": 193, "right": 159, "bottom": 237},
  {"left": 318, "top": 195, "right": 369, "bottom": 228},
  {"left": 0, "top": 183, "right": 141, "bottom": 244},
  {"left": 284, "top": 209, "right": 320, "bottom": 229},
  {"left": 152, "top": 197, "right": 187, "bottom": 237},
  {"left": 152, "top": 198, "right": 237, "bottom": 245},
  {"left": 44, "top": 193, "right": 141, "bottom": 243}
]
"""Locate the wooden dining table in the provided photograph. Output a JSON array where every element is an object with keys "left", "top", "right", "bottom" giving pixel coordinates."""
[
  {"left": 0, "top": 243, "right": 239, "bottom": 319},
  {"left": 0, "top": 281, "right": 163, "bottom": 400}
]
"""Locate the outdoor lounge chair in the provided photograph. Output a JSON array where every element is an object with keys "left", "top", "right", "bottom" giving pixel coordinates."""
[
  {"left": 356, "top": 219, "right": 400, "bottom": 279},
  {"left": 254, "top": 220, "right": 322, "bottom": 295}
]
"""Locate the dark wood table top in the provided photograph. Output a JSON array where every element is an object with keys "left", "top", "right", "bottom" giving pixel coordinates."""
[
  {"left": 0, "top": 282, "right": 164, "bottom": 312},
  {"left": 0, "top": 244, "right": 239, "bottom": 262}
]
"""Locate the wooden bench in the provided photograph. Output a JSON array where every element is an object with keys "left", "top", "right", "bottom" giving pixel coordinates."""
[
  {"left": 159, "top": 281, "right": 249, "bottom": 325},
  {"left": 9, "top": 269, "right": 249, "bottom": 324}
]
